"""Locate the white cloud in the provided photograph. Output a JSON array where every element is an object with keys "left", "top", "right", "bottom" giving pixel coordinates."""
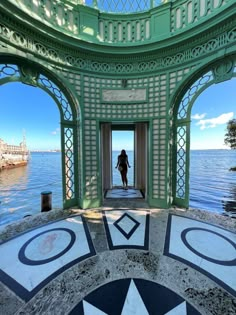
[
  {"left": 195, "top": 112, "right": 234, "bottom": 130},
  {"left": 191, "top": 113, "right": 206, "bottom": 120},
  {"left": 51, "top": 128, "right": 60, "bottom": 135}
]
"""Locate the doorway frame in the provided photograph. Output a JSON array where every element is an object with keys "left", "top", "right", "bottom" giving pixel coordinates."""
[{"left": 100, "top": 121, "right": 149, "bottom": 200}]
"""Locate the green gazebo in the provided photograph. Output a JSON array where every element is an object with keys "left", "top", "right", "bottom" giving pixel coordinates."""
[{"left": 0, "top": 0, "right": 235, "bottom": 210}]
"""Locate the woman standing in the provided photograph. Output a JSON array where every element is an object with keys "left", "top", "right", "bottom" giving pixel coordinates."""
[{"left": 115, "top": 149, "right": 131, "bottom": 189}]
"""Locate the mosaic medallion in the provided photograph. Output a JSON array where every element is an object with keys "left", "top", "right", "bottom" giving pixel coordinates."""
[{"left": 69, "top": 278, "right": 201, "bottom": 314}]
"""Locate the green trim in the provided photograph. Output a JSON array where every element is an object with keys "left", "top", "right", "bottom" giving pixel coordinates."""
[
  {"left": 82, "top": 198, "right": 101, "bottom": 209},
  {"left": 149, "top": 198, "right": 169, "bottom": 209}
]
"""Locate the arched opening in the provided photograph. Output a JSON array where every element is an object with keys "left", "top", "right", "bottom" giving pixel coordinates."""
[
  {"left": 0, "top": 82, "right": 62, "bottom": 224},
  {"left": 0, "top": 62, "right": 79, "bottom": 224},
  {"left": 190, "top": 78, "right": 236, "bottom": 214},
  {"left": 173, "top": 58, "right": 236, "bottom": 210}
]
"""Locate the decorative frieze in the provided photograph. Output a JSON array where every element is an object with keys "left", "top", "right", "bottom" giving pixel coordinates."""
[{"left": 0, "top": 7, "right": 236, "bottom": 74}]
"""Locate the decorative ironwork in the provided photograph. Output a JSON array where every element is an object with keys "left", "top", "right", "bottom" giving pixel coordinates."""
[
  {"left": 177, "top": 71, "right": 214, "bottom": 120},
  {"left": 175, "top": 71, "right": 214, "bottom": 202},
  {"left": 86, "top": 0, "right": 158, "bottom": 13},
  {"left": 19, "top": 65, "right": 39, "bottom": 86},
  {"left": 175, "top": 63, "right": 236, "bottom": 204},
  {"left": 38, "top": 75, "right": 73, "bottom": 121},
  {"left": 0, "top": 63, "right": 76, "bottom": 206},
  {"left": 64, "top": 128, "right": 75, "bottom": 200},
  {"left": 0, "top": 64, "right": 20, "bottom": 79},
  {"left": 0, "top": 17, "right": 235, "bottom": 73},
  {"left": 176, "top": 126, "right": 186, "bottom": 199}
]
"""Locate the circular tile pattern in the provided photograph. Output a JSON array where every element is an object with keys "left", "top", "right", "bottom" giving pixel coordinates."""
[
  {"left": 181, "top": 227, "right": 236, "bottom": 266},
  {"left": 18, "top": 228, "right": 76, "bottom": 265}
]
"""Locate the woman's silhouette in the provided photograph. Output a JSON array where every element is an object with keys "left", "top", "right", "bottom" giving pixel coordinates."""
[{"left": 115, "top": 149, "right": 131, "bottom": 189}]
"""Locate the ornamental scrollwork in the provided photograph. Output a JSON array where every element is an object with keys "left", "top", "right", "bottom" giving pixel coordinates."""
[
  {"left": 19, "top": 65, "right": 39, "bottom": 86},
  {"left": 0, "top": 16, "right": 235, "bottom": 74},
  {"left": 213, "top": 60, "right": 234, "bottom": 83}
]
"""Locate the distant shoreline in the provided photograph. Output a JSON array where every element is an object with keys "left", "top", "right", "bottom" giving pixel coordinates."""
[{"left": 29, "top": 148, "right": 231, "bottom": 153}]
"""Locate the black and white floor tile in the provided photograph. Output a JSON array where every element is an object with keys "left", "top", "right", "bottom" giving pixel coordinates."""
[
  {"left": 0, "top": 215, "right": 95, "bottom": 301},
  {"left": 103, "top": 210, "right": 149, "bottom": 250},
  {"left": 69, "top": 278, "right": 201, "bottom": 315},
  {"left": 164, "top": 214, "right": 236, "bottom": 297},
  {"left": 105, "top": 188, "right": 143, "bottom": 199}
]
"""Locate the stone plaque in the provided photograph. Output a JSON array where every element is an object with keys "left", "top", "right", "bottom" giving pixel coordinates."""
[{"left": 101, "top": 88, "right": 147, "bottom": 103}]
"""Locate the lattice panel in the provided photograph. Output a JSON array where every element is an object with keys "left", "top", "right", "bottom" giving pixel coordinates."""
[
  {"left": 177, "top": 71, "right": 214, "bottom": 120},
  {"left": 169, "top": 67, "right": 193, "bottom": 95},
  {"left": 64, "top": 127, "right": 75, "bottom": 200},
  {"left": 83, "top": 74, "right": 167, "bottom": 120},
  {"left": 176, "top": 126, "right": 186, "bottom": 199},
  {"left": 82, "top": 73, "right": 169, "bottom": 202},
  {"left": 84, "top": 120, "right": 98, "bottom": 200},
  {"left": 152, "top": 118, "right": 167, "bottom": 199},
  {"left": 92, "top": 0, "right": 151, "bottom": 13},
  {"left": 38, "top": 74, "right": 73, "bottom": 121}
]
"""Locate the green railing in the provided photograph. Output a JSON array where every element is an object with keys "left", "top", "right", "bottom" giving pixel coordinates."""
[{"left": 2, "top": 0, "right": 233, "bottom": 45}]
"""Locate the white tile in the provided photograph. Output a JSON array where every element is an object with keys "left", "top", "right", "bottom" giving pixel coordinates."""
[
  {"left": 165, "top": 302, "right": 187, "bottom": 315},
  {"left": 104, "top": 210, "right": 149, "bottom": 248},
  {"left": 121, "top": 280, "right": 149, "bottom": 315},
  {"left": 167, "top": 215, "right": 236, "bottom": 294},
  {"left": 0, "top": 216, "right": 92, "bottom": 293},
  {"left": 106, "top": 189, "right": 143, "bottom": 199},
  {"left": 83, "top": 301, "right": 108, "bottom": 314}
]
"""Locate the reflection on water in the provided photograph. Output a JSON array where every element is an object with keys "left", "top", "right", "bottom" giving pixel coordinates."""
[
  {"left": 0, "top": 165, "right": 28, "bottom": 189},
  {"left": 190, "top": 149, "right": 236, "bottom": 215},
  {"left": 221, "top": 183, "right": 236, "bottom": 213},
  {"left": 0, "top": 152, "right": 62, "bottom": 226}
]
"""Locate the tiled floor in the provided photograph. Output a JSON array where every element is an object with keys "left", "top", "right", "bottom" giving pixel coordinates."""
[
  {"left": 105, "top": 188, "right": 143, "bottom": 199},
  {"left": 0, "top": 215, "right": 95, "bottom": 301},
  {"left": 164, "top": 214, "right": 236, "bottom": 297},
  {"left": 0, "top": 208, "right": 235, "bottom": 314},
  {"left": 69, "top": 279, "right": 201, "bottom": 315}
]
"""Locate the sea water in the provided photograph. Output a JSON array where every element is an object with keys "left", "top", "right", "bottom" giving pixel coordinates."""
[{"left": 0, "top": 150, "right": 236, "bottom": 226}]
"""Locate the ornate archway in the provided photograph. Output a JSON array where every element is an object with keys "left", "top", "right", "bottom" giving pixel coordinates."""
[
  {"left": 172, "top": 57, "right": 236, "bottom": 208},
  {"left": 0, "top": 61, "right": 79, "bottom": 209}
]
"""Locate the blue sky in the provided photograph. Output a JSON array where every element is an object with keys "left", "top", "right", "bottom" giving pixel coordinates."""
[
  {"left": 0, "top": 78, "right": 235, "bottom": 151},
  {"left": 190, "top": 78, "right": 235, "bottom": 150}
]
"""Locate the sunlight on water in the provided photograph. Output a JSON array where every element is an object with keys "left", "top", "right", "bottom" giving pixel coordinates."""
[
  {"left": 0, "top": 150, "right": 236, "bottom": 227},
  {"left": 0, "top": 152, "right": 62, "bottom": 226}
]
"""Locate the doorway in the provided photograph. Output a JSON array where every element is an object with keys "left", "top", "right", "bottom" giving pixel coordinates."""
[{"left": 101, "top": 122, "right": 148, "bottom": 200}]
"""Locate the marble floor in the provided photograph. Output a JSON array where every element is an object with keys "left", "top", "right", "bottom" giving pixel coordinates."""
[
  {"left": 105, "top": 188, "right": 144, "bottom": 199},
  {"left": 0, "top": 207, "right": 235, "bottom": 314}
]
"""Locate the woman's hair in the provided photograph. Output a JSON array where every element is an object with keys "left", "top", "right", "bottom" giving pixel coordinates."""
[{"left": 121, "top": 149, "right": 126, "bottom": 155}]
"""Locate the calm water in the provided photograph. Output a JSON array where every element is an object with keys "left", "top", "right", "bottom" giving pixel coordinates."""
[
  {"left": 190, "top": 150, "right": 236, "bottom": 214},
  {"left": 0, "top": 152, "right": 62, "bottom": 226},
  {"left": 0, "top": 150, "right": 236, "bottom": 226}
]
